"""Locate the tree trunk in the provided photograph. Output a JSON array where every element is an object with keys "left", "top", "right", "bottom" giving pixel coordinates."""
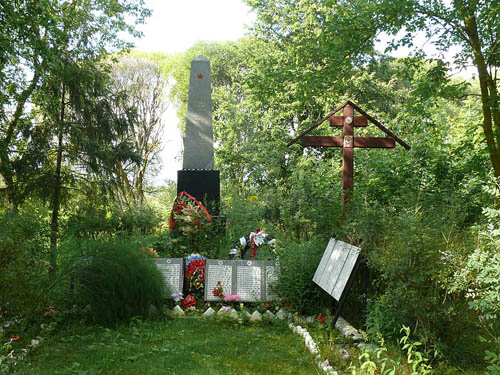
[
  {"left": 49, "top": 85, "right": 66, "bottom": 281},
  {"left": 462, "top": 12, "right": 500, "bottom": 177}
]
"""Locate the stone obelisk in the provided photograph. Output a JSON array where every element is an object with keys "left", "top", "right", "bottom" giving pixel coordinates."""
[{"left": 177, "top": 56, "right": 220, "bottom": 213}]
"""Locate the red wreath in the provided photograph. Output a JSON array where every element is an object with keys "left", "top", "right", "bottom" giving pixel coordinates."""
[{"left": 169, "top": 191, "right": 212, "bottom": 232}]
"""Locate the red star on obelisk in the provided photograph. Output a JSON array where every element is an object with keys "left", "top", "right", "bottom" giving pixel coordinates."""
[{"left": 197, "top": 73, "right": 203, "bottom": 79}]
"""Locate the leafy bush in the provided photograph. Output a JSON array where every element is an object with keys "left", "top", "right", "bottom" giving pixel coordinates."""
[
  {"left": 0, "top": 206, "right": 49, "bottom": 316},
  {"left": 65, "top": 204, "right": 161, "bottom": 239},
  {"left": 272, "top": 239, "right": 329, "bottom": 315},
  {"left": 449, "top": 207, "right": 500, "bottom": 374},
  {"left": 348, "top": 326, "right": 433, "bottom": 375},
  {"left": 70, "top": 239, "right": 165, "bottom": 326},
  {"left": 340, "top": 200, "right": 484, "bottom": 363}
]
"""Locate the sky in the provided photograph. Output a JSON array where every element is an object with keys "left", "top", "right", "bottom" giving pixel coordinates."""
[{"left": 129, "top": 0, "right": 255, "bottom": 185}]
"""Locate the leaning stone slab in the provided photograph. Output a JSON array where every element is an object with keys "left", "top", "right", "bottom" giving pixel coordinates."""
[{"left": 172, "top": 305, "right": 185, "bottom": 317}]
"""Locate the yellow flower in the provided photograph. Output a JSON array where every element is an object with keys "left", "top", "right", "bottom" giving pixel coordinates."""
[{"left": 246, "top": 195, "right": 258, "bottom": 202}]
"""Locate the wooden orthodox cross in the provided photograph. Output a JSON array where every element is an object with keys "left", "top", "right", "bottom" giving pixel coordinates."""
[{"left": 287, "top": 101, "right": 410, "bottom": 209}]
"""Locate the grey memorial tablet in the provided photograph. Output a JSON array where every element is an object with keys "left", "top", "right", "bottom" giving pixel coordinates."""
[
  {"left": 205, "top": 259, "right": 278, "bottom": 302},
  {"left": 313, "top": 238, "right": 360, "bottom": 301},
  {"left": 152, "top": 258, "right": 184, "bottom": 297}
]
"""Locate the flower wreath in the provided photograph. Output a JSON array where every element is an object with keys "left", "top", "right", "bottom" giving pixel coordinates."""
[
  {"left": 169, "top": 191, "right": 212, "bottom": 233},
  {"left": 228, "top": 229, "right": 276, "bottom": 259},
  {"left": 185, "top": 253, "right": 207, "bottom": 295}
]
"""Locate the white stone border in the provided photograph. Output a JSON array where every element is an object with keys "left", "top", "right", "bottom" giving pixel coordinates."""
[{"left": 288, "top": 322, "right": 338, "bottom": 375}]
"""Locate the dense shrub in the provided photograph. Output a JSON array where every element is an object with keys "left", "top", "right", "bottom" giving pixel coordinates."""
[
  {"left": 449, "top": 208, "right": 500, "bottom": 371},
  {"left": 70, "top": 239, "right": 165, "bottom": 326},
  {"left": 0, "top": 206, "right": 49, "bottom": 316},
  {"left": 65, "top": 204, "right": 162, "bottom": 238},
  {"left": 340, "top": 200, "right": 485, "bottom": 363},
  {"left": 272, "top": 239, "right": 330, "bottom": 315}
]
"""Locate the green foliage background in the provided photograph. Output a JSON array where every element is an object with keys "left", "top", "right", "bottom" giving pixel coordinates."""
[{"left": 1, "top": 0, "right": 500, "bottom": 372}]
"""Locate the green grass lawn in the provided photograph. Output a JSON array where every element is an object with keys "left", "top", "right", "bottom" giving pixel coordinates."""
[{"left": 11, "top": 317, "right": 320, "bottom": 375}]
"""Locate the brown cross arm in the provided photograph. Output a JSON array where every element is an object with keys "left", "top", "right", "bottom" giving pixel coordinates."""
[
  {"left": 301, "top": 136, "right": 395, "bottom": 148},
  {"left": 286, "top": 102, "right": 349, "bottom": 147},
  {"left": 330, "top": 116, "right": 367, "bottom": 127},
  {"left": 346, "top": 101, "right": 410, "bottom": 150}
]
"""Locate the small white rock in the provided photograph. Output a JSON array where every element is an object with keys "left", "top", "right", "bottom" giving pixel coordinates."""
[
  {"left": 172, "top": 305, "right": 185, "bottom": 317},
  {"left": 217, "top": 306, "right": 231, "bottom": 315},
  {"left": 229, "top": 308, "right": 239, "bottom": 319},
  {"left": 263, "top": 310, "right": 275, "bottom": 319},
  {"left": 276, "top": 309, "right": 286, "bottom": 320},
  {"left": 249, "top": 310, "right": 262, "bottom": 322},
  {"left": 202, "top": 307, "right": 215, "bottom": 317}
]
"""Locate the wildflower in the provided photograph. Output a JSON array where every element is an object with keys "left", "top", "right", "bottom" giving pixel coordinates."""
[
  {"left": 339, "top": 348, "right": 350, "bottom": 360},
  {"left": 10, "top": 335, "right": 20, "bottom": 341},
  {"left": 31, "top": 339, "right": 40, "bottom": 347},
  {"left": 284, "top": 301, "right": 291, "bottom": 309}
]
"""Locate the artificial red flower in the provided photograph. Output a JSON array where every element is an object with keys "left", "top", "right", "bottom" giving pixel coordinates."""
[
  {"left": 284, "top": 301, "right": 291, "bottom": 308},
  {"left": 186, "top": 259, "right": 206, "bottom": 280},
  {"left": 181, "top": 295, "right": 196, "bottom": 308},
  {"left": 10, "top": 336, "right": 20, "bottom": 341},
  {"left": 374, "top": 370, "right": 380, "bottom": 374},
  {"left": 213, "top": 281, "right": 225, "bottom": 299},
  {"left": 316, "top": 313, "right": 326, "bottom": 325}
]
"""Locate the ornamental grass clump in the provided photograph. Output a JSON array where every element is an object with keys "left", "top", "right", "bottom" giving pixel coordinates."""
[{"left": 71, "top": 239, "right": 164, "bottom": 326}]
